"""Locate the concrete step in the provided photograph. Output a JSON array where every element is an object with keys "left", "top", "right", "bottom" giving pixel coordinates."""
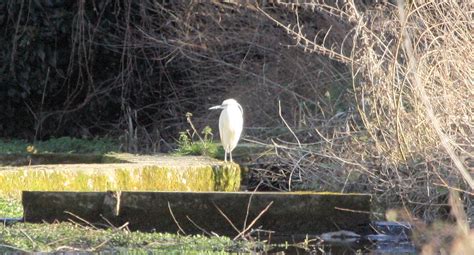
[
  {"left": 22, "top": 191, "right": 371, "bottom": 237},
  {"left": 0, "top": 153, "right": 240, "bottom": 198}
]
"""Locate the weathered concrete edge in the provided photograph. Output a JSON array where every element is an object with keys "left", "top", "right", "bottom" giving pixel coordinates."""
[
  {"left": 0, "top": 159, "right": 241, "bottom": 198},
  {"left": 22, "top": 191, "right": 372, "bottom": 236}
]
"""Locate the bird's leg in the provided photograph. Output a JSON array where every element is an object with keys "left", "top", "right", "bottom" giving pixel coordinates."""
[
  {"left": 224, "top": 150, "right": 227, "bottom": 162},
  {"left": 230, "top": 150, "right": 233, "bottom": 162}
]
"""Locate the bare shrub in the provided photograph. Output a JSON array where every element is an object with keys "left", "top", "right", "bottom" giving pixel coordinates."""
[
  {"left": 390, "top": 191, "right": 474, "bottom": 254},
  {"left": 253, "top": 1, "right": 473, "bottom": 220},
  {"left": 3, "top": 0, "right": 471, "bottom": 221},
  {"left": 110, "top": 2, "right": 352, "bottom": 148}
]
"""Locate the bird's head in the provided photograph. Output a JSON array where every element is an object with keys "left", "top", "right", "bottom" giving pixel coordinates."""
[{"left": 209, "top": 98, "right": 242, "bottom": 113}]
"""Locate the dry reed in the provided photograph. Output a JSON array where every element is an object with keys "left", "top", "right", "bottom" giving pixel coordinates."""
[{"left": 251, "top": 0, "right": 473, "bottom": 222}]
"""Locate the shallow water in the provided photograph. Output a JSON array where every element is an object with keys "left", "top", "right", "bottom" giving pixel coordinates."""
[{"left": 1, "top": 218, "right": 417, "bottom": 254}]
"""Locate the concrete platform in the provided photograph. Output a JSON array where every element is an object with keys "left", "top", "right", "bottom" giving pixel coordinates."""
[
  {"left": 0, "top": 154, "right": 240, "bottom": 198},
  {"left": 22, "top": 191, "right": 371, "bottom": 236}
]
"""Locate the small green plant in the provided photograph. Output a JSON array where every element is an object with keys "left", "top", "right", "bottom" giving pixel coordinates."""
[
  {"left": 176, "top": 113, "right": 218, "bottom": 157},
  {"left": 202, "top": 125, "right": 213, "bottom": 141},
  {"left": 176, "top": 127, "right": 218, "bottom": 157}
]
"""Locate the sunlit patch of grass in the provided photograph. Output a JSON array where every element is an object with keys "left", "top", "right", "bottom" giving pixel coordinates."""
[
  {"left": 175, "top": 125, "right": 221, "bottom": 158},
  {"left": 0, "top": 137, "right": 119, "bottom": 154},
  {"left": 0, "top": 222, "right": 268, "bottom": 253},
  {"left": 0, "top": 197, "right": 22, "bottom": 218}
]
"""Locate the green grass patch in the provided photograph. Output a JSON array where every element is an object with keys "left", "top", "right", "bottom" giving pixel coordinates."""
[
  {"left": 0, "top": 137, "right": 119, "bottom": 154},
  {"left": 175, "top": 126, "right": 222, "bottom": 158},
  {"left": 0, "top": 222, "right": 267, "bottom": 253},
  {"left": 0, "top": 197, "right": 22, "bottom": 218}
]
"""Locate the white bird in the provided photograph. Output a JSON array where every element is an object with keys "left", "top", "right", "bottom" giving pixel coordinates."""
[{"left": 209, "top": 99, "right": 243, "bottom": 162}]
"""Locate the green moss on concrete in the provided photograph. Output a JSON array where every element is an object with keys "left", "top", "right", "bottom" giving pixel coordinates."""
[
  {"left": 113, "top": 164, "right": 240, "bottom": 192},
  {"left": 213, "top": 163, "right": 241, "bottom": 191},
  {"left": 0, "top": 154, "right": 241, "bottom": 199}
]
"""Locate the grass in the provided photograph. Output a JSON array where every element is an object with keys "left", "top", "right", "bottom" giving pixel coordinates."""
[
  {"left": 0, "top": 197, "right": 22, "bottom": 218},
  {"left": 175, "top": 125, "right": 222, "bottom": 158},
  {"left": 0, "top": 137, "right": 119, "bottom": 154},
  {"left": 0, "top": 222, "right": 266, "bottom": 254},
  {"left": 175, "top": 137, "right": 221, "bottom": 158},
  {"left": 0, "top": 133, "right": 246, "bottom": 253},
  {"left": 0, "top": 195, "right": 266, "bottom": 253}
]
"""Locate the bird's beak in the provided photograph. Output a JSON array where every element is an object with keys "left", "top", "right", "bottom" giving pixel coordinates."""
[{"left": 209, "top": 105, "right": 224, "bottom": 110}]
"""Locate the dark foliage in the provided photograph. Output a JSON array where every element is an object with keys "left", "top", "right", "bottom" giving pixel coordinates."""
[
  {"left": 0, "top": 1, "right": 350, "bottom": 149},
  {"left": 1, "top": 1, "right": 199, "bottom": 142}
]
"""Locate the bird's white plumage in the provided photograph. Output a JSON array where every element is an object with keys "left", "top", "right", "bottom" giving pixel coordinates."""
[{"left": 209, "top": 99, "right": 243, "bottom": 162}]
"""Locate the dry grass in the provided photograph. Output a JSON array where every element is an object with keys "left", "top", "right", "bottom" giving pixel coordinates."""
[
  {"left": 387, "top": 191, "right": 474, "bottom": 254},
  {"left": 247, "top": 0, "right": 473, "bottom": 222},
  {"left": 10, "top": 0, "right": 470, "bottom": 222},
  {"left": 105, "top": 1, "right": 352, "bottom": 149}
]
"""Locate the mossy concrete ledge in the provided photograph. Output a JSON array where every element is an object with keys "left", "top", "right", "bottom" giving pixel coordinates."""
[
  {"left": 23, "top": 191, "right": 371, "bottom": 236},
  {"left": 0, "top": 154, "right": 240, "bottom": 198}
]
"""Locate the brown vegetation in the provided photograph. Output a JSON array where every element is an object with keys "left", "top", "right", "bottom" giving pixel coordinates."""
[
  {"left": 390, "top": 191, "right": 474, "bottom": 254},
  {"left": 244, "top": 0, "right": 473, "bottom": 222},
  {"left": 1, "top": 1, "right": 472, "bottom": 223}
]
